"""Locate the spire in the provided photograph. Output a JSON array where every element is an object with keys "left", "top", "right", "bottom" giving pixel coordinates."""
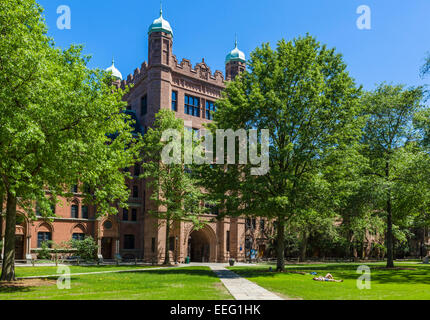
[
  {"left": 106, "top": 58, "right": 123, "bottom": 80},
  {"left": 225, "top": 35, "right": 246, "bottom": 64},
  {"left": 148, "top": 1, "right": 173, "bottom": 37}
]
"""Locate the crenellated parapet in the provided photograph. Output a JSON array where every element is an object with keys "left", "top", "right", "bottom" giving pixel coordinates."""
[
  {"left": 172, "top": 56, "right": 225, "bottom": 88},
  {"left": 120, "top": 62, "right": 150, "bottom": 89}
]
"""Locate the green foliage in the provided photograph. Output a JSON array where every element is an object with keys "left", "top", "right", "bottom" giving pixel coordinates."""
[
  {"left": 37, "top": 241, "right": 52, "bottom": 260},
  {"left": 201, "top": 35, "right": 362, "bottom": 270},
  {"left": 0, "top": 0, "right": 143, "bottom": 280},
  {"left": 0, "top": 0, "right": 143, "bottom": 218},
  {"left": 141, "top": 110, "right": 211, "bottom": 263},
  {"left": 69, "top": 237, "right": 98, "bottom": 261}
]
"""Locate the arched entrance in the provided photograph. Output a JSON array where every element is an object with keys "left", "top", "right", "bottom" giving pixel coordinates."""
[{"left": 187, "top": 226, "right": 217, "bottom": 262}]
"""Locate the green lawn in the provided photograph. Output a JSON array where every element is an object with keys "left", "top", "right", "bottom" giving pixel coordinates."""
[
  {"left": 14, "top": 264, "right": 157, "bottom": 278},
  {"left": 1, "top": 266, "right": 232, "bottom": 300},
  {"left": 229, "top": 262, "right": 430, "bottom": 300}
]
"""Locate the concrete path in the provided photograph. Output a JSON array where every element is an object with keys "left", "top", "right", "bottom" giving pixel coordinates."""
[{"left": 210, "top": 266, "right": 284, "bottom": 300}]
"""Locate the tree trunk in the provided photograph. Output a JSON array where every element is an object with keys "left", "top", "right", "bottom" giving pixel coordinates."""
[
  {"left": 164, "top": 218, "right": 170, "bottom": 265},
  {"left": 276, "top": 218, "right": 285, "bottom": 272},
  {"left": 299, "top": 231, "right": 308, "bottom": 262},
  {"left": 1, "top": 192, "right": 17, "bottom": 281},
  {"left": 386, "top": 198, "right": 394, "bottom": 268},
  {"left": 0, "top": 192, "right": 3, "bottom": 241},
  {"left": 386, "top": 160, "right": 394, "bottom": 268}
]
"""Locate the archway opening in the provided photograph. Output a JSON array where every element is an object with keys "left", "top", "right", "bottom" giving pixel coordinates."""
[{"left": 188, "top": 228, "right": 214, "bottom": 263}]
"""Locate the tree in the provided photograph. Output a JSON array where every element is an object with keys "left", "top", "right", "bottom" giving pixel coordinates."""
[
  {"left": 141, "top": 110, "right": 209, "bottom": 265},
  {"left": 360, "top": 84, "right": 424, "bottom": 268},
  {"left": 202, "top": 35, "right": 362, "bottom": 271},
  {"left": 0, "top": 0, "right": 142, "bottom": 281}
]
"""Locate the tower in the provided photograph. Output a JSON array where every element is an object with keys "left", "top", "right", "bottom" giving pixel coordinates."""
[
  {"left": 225, "top": 37, "right": 246, "bottom": 81},
  {"left": 148, "top": 4, "right": 173, "bottom": 67}
]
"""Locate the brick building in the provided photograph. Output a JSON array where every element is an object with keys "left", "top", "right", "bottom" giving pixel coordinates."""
[{"left": 1, "top": 7, "right": 260, "bottom": 263}]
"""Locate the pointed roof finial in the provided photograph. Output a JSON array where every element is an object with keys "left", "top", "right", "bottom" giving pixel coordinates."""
[
  {"left": 160, "top": 0, "right": 163, "bottom": 16},
  {"left": 112, "top": 56, "right": 115, "bottom": 66}
]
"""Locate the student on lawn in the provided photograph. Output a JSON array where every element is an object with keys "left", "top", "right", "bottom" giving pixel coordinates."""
[{"left": 313, "top": 273, "right": 344, "bottom": 283}]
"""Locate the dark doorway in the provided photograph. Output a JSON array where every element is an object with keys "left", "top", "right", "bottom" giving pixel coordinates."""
[
  {"left": 101, "top": 237, "right": 113, "bottom": 259},
  {"left": 188, "top": 230, "right": 210, "bottom": 262},
  {"left": 15, "top": 235, "right": 24, "bottom": 260}
]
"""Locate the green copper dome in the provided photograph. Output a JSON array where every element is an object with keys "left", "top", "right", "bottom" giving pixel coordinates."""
[
  {"left": 148, "top": 6, "right": 173, "bottom": 37},
  {"left": 106, "top": 58, "right": 123, "bottom": 80},
  {"left": 225, "top": 39, "right": 246, "bottom": 64}
]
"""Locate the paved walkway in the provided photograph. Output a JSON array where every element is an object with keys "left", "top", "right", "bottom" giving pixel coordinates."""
[{"left": 210, "top": 266, "right": 284, "bottom": 300}]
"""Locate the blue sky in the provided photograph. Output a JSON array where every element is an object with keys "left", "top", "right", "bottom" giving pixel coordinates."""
[{"left": 38, "top": 0, "right": 430, "bottom": 90}]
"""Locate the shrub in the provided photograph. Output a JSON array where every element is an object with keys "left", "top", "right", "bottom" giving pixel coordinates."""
[
  {"left": 69, "top": 236, "right": 98, "bottom": 261},
  {"left": 37, "top": 241, "right": 52, "bottom": 260}
]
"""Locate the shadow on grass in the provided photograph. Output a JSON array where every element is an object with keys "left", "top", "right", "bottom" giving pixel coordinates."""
[
  {"left": 231, "top": 264, "right": 430, "bottom": 285},
  {"left": 0, "top": 285, "right": 33, "bottom": 293},
  {"left": 131, "top": 267, "right": 220, "bottom": 278}
]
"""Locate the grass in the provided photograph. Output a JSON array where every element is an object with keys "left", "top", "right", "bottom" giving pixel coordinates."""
[
  {"left": 0, "top": 266, "right": 233, "bottom": 300},
  {"left": 14, "top": 264, "right": 157, "bottom": 278},
  {"left": 229, "top": 262, "right": 430, "bottom": 300}
]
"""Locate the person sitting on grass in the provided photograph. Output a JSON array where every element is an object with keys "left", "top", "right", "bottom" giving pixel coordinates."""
[{"left": 313, "top": 273, "right": 343, "bottom": 283}]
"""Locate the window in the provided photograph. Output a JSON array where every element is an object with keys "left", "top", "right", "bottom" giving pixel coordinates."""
[
  {"left": 83, "top": 183, "right": 91, "bottom": 194},
  {"left": 169, "top": 237, "right": 175, "bottom": 251},
  {"left": 260, "top": 219, "right": 265, "bottom": 232},
  {"left": 71, "top": 205, "right": 79, "bottom": 219},
  {"left": 134, "top": 164, "right": 141, "bottom": 177},
  {"left": 172, "top": 91, "right": 178, "bottom": 112},
  {"left": 37, "top": 232, "right": 52, "bottom": 248},
  {"left": 123, "top": 208, "right": 129, "bottom": 221},
  {"left": 131, "top": 208, "right": 137, "bottom": 221},
  {"left": 246, "top": 218, "right": 252, "bottom": 230},
  {"left": 205, "top": 203, "right": 219, "bottom": 215},
  {"left": 124, "top": 235, "right": 135, "bottom": 250},
  {"left": 132, "top": 186, "right": 139, "bottom": 198},
  {"left": 50, "top": 204, "right": 56, "bottom": 215},
  {"left": 141, "top": 95, "right": 148, "bottom": 116},
  {"left": 151, "top": 237, "right": 156, "bottom": 253},
  {"left": 103, "top": 220, "right": 113, "bottom": 230},
  {"left": 184, "top": 95, "right": 200, "bottom": 117},
  {"left": 205, "top": 100, "right": 216, "bottom": 120},
  {"left": 185, "top": 127, "right": 200, "bottom": 142},
  {"left": 72, "top": 233, "right": 85, "bottom": 241},
  {"left": 226, "top": 231, "right": 230, "bottom": 252},
  {"left": 82, "top": 206, "right": 89, "bottom": 219},
  {"left": 71, "top": 185, "right": 78, "bottom": 193}
]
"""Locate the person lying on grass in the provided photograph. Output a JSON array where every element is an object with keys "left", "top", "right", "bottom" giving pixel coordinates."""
[{"left": 313, "top": 273, "right": 343, "bottom": 283}]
